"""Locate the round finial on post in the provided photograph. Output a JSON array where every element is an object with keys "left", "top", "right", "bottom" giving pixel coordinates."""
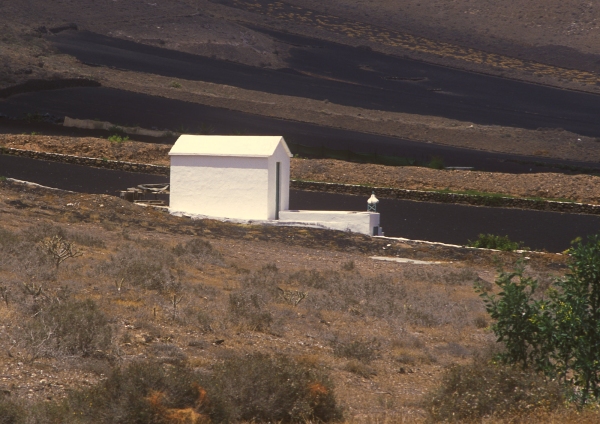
[{"left": 367, "top": 191, "right": 379, "bottom": 212}]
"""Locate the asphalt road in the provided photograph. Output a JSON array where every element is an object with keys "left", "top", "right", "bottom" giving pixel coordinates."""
[
  {"left": 2, "top": 87, "right": 599, "bottom": 174},
  {"left": 1, "top": 155, "right": 598, "bottom": 252},
  {"left": 51, "top": 30, "right": 600, "bottom": 137}
]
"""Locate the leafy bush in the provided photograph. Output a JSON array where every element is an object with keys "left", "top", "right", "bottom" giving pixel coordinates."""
[
  {"left": 428, "top": 155, "right": 445, "bottom": 170},
  {"left": 480, "top": 235, "right": 600, "bottom": 403},
  {"left": 425, "top": 361, "right": 563, "bottom": 422},
  {"left": 467, "top": 233, "right": 527, "bottom": 251},
  {"left": 24, "top": 299, "right": 112, "bottom": 358},
  {"left": 108, "top": 134, "right": 129, "bottom": 143},
  {"left": 205, "top": 353, "right": 341, "bottom": 423}
]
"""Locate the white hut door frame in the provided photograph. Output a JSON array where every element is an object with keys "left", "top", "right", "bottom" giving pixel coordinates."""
[{"left": 275, "top": 162, "right": 281, "bottom": 219}]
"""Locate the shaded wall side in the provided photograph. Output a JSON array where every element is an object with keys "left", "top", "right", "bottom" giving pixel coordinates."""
[
  {"left": 170, "top": 156, "right": 269, "bottom": 220},
  {"left": 268, "top": 144, "right": 291, "bottom": 219}
]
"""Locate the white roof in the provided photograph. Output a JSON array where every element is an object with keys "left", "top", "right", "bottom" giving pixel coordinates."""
[{"left": 169, "top": 135, "right": 292, "bottom": 157}]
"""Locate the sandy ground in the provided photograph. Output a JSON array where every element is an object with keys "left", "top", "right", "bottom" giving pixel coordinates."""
[
  {"left": 3, "top": 0, "right": 600, "bottom": 92},
  {"left": 3, "top": 133, "right": 600, "bottom": 205}
]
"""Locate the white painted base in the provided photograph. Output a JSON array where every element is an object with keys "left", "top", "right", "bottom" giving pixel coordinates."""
[
  {"left": 169, "top": 209, "right": 383, "bottom": 236},
  {"left": 279, "top": 210, "right": 382, "bottom": 236}
]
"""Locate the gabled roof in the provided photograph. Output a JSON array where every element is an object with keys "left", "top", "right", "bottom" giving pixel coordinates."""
[{"left": 168, "top": 135, "right": 292, "bottom": 158}]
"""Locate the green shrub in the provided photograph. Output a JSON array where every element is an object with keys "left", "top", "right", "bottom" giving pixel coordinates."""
[
  {"left": 467, "top": 233, "right": 528, "bottom": 251},
  {"left": 425, "top": 361, "right": 563, "bottom": 422},
  {"left": 480, "top": 235, "right": 600, "bottom": 403},
  {"left": 108, "top": 134, "right": 129, "bottom": 143},
  {"left": 428, "top": 155, "right": 445, "bottom": 170},
  {"left": 205, "top": 353, "right": 341, "bottom": 423}
]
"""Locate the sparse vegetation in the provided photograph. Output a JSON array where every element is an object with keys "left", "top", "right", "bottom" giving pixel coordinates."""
[
  {"left": 428, "top": 155, "right": 445, "bottom": 170},
  {"left": 1, "top": 182, "right": 599, "bottom": 422},
  {"left": 425, "top": 359, "right": 564, "bottom": 422},
  {"left": 42, "top": 235, "right": 83, "bottom": 269},
  {"left": 468, "top": 233, "right": 528, "bottom": 251},
  {"left": 24, "top": 299, "right": 112, "bottom": 359},
  {"left": 205, "top": 353, "right": 341, "bottom": 422},
  {"left": 108, "top": 134, "right": 129, "bottom": 143},
  {"left": 332, "top": 337, "right": 380, "bottom": 363}
]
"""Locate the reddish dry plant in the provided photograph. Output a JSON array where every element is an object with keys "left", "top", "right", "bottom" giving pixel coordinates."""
[{"left": 147, "top": 384, "right": 210, "bottom": 424}]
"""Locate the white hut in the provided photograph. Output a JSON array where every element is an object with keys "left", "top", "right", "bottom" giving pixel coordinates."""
[{"left": 168, "top": 135, "right": 291, "bottom": 221}]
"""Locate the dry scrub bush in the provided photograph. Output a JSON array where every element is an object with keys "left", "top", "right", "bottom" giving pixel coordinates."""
[
  {"left": 100, "top": 239, "right": 222, "bottom": 292},
  {"left": 205, "top": 353, "right": 341, "bottom": 423},
  {"left": 425, "top": 361, "right": 564, "bottom": 422},
  {"left": 226, "top": 264, "right": 281, "bottom": 332},
  {"left": 27, "top": 355, "right": 340, "bottom": 423},
  {"left": 228, "top": 291, "right": 273, "bottom": 332},
  {"left": 239, "top": 263, "right": 280, "bottom": 297},
  {"left": 100, "top": 244, "right": 177, "bottom": 292},
  {"left": 343, "top": 360, "right": 377, "bottom": 378},
  {"left": 331, "top": 337, "right": 380, "bottom": 363},
  {"left": 289, "top": 269, "right": 475, "bottom": 327},
  {"left": 0, "top": 397, "right": 24, "bottom": 424},
  {"left": 23, "top": 299, "right": 112, "bottom": 359},
  {"left": 172, "top": 238, "right": 224, "bottom": 268},
  {"left": 0, "top": 227, "right": 56, "bottom": 282},
  {"left": 67, "top": 360, "right": 208, "bottom": 424}
]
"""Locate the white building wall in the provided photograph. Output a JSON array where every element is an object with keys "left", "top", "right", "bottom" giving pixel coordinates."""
[
  {"left": 267, "top": 143, "right": 291, "bottom": 219},
  {"left": 170, "top": 155, "right": 270, "bottom": 220}
]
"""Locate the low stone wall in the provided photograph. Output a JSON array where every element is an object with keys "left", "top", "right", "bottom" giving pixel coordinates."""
[
  {"left": 291, "top": 180, "right": 600, "bottom": 216},
  {"left": 0, "top": 147, "right": 169, "bottom": 176},
  {"left": 3, "top": 146, "right": 599, "bottom": 215}
]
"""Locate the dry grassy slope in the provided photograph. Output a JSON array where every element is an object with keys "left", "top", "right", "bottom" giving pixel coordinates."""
[{"left": 0, "top": 178, "right": 571, "bottom": 421}]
